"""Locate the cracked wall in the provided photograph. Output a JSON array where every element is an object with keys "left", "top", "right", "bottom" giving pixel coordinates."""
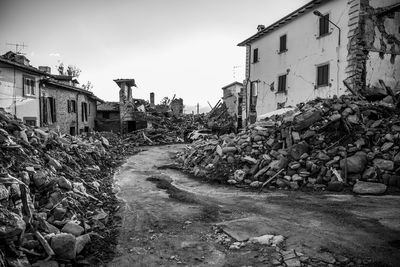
[{"left": 348, "top": 0, "right": 400, "bottom": 92}]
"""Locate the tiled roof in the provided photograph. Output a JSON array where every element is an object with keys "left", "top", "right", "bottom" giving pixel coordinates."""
[{"left": 238, "top": 0, "right": 323, "bottom": 46}]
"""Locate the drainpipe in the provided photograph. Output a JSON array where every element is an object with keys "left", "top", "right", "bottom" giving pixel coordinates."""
[
  {"left": 39, "top": 80, "right": 42, "bottom": 127},
  {"left": 76, "top": 92, "right": 80, "bottom": 134},
  {"left": 245, "top": 44, "right": 252, "bottom": 125}
]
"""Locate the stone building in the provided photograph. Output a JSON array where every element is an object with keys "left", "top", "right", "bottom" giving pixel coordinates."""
[
  {"left": 221, "top": 82, "right": 243, "bottom": 129},
  {"left": 238, "top": 0, "right": 400, "bottom": 125},
  {"left": 96, "top": 102, "right": 120, "bottom": 133},
  {"left": 170, "top": 98, "right": 184, "bottom": 115}
]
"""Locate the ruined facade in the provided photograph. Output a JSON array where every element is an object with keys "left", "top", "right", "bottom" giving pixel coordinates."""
[
  {"left": 239, "top": 0, "right": 400, "bottom": 125},
  {"left": 221, "top": 82, "right": 243, "bottom": 129},
  {"left": 115, "top": 78, "right": 147, "bottom": 133},
  {"left": 170, "top": 98, "right": 184, "bottom": 115}
]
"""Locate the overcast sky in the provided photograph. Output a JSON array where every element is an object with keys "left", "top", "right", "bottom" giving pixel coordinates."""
[{"left": 0, "top": 0, "right": 308, "bottom": 112}]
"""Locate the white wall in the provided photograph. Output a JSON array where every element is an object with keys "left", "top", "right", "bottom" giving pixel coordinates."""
[
  {"left": 222, "top": 83, "right": 241, "bottom": 117},
  {"left": 248, "top": 0, "right": 349, "bottom": 116},
  {"left": 0, "top": 63, "right": 40, "bottom": 125}
]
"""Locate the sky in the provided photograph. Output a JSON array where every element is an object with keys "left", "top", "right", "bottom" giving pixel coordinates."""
[{"left": 0, "top": 0, "right": 309, "bottom": 113}]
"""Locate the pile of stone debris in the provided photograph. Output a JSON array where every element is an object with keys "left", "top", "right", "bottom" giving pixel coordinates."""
[
  {"left": 0, "top": 109, "right": 127, "bottom": 266},
  {"left": 177, "top": 95, "right": 400, "bottom": 194}
]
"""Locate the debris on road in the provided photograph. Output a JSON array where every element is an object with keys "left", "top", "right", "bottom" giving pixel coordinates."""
[
  {"left": 0, "top": 109, "right": 129, "bottom": 266},
  {"left": 177, "top": 95, "right": 400, "bottom": 193}
]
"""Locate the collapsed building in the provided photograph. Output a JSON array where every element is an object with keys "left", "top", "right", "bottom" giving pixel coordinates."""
[{"left": 238, "top": 0, "right": 400, "bottom": 125}]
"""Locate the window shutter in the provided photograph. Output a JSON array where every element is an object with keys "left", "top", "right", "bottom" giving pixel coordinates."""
[
  {"left": 42, "top": 97, "right": 48, "bottom": 124},
  {"left": 67, "top": 100, "right": 71, "bottom": 113},
  {"left": 81, "top": 102, "right": 84, "bottom": 121},
  {"left": 52, "top": 98, "right": 57, "bottom": 122}
]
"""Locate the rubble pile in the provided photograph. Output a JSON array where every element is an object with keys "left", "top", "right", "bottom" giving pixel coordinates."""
[
  {"left": 206, "top": 101, "right": 236, "bottom": 134},
  {"left": 0, "top": 109, "right": 124, "bottom": 266},
  {"left": 177, "top": 95, "right": 400, "bottom": 194}
]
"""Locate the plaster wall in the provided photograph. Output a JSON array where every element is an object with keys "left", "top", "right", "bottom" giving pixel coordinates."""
[
  {"left": 0, "top": 63, "right": 40, "bottom": 124},
  {"left": 222, "top": 83, "right": 242, "bottom": 117},
  {"left": 247, "top": 0, "right": 350, "bottom": 116}
]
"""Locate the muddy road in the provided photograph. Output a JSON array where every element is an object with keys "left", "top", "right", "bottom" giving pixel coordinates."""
[{"left": 108, "top": 144, "right": 400, "bottom": 267}]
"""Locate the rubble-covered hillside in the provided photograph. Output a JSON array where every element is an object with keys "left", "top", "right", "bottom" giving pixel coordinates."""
[
  {"left": 0, "top": 110, "right": 135, "bottom": 266},
  {"left": 177, "top": 95, "right": 400, "bottom": 194}
]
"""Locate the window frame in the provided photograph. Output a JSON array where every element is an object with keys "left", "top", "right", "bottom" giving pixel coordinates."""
[
  {"left": 23, "top": 75, "right": 36, "bottom": 96},
  {"left": 277, "top": 74, "right": 287, "bottom": 93},
  {"left": 253, "top": 48, "right": 259, "bottom": 63},
  {"left": 279, "top": 34, "right": 287, "bottom": 53},
  {"left": 316, "top": 63, "right": 330, "bottom": 87},
  {"left": 318, "top": 13, "right": 330, "bottom": 37}
]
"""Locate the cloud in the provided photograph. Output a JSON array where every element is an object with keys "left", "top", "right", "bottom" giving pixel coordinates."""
[{"left": 49, "top": 53, "right": 60, "bottom": 57}]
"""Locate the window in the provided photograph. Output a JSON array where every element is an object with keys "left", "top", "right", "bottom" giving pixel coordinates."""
[
  {"left": 253, "top": 48, "right": 259, "bottom": 63},
  {"left": 67, "top": 100, "right": 77, "bottom": 113},
  {"left": 42, "top": 97, "right": 56, "bottom": 124},
  {"left": 317, "top": 64, "right": 329, "bottom": 87},
  {"left": 81, "top": 102, "right": 88, "bottom": 122},
  {"left": 70, "top": 127, "right": 76, "bottom": 136},
  {"left": 279, "top": 34, "right": 287, "bottom": 53},
  {"left": 319, "top": 14, "right": 330, "bottom": 36},
  {"left": 103, "top": 112, "right": 110, "bottom": 119},
  {"left": 23, "top": 76, "right": 35, "bottom": 96},
  {"left": 23, "top": 117, "right": 36, "bottom": 127},
  {"left": 278, "top": 74, "right": 287, "bottom": 93}
]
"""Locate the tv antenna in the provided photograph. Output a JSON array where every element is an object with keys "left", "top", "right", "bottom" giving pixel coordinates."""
[
  {"left": 6, "top": 42, "right": 27, "bottom": 54},
  {"left": 233, "top": 65, "right": 243, "bottom": 80}
]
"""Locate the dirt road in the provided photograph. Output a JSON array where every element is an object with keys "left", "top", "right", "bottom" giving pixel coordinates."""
[{"left": 108, "top": 144, "right": 400, "bottom": 267}]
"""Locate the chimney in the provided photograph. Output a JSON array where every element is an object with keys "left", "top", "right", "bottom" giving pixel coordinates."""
[
  {"left": 39, "top": 66, "right": 51, "bottom": 74},
  {"left": 257, "top": 25, "right": 265, "bottom": 32},
  {"left": 150, "top": 92, "right": 155, "bottom": 107}
]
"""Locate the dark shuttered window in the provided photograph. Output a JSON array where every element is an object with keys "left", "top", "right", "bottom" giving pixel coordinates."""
[
  {"left": 279, "top": 34, "right": 287, "bottom": 53},
  {"left": 278, "top": 74, "right": 287, "bottom": 93},
  {"left": 319, "top": 14, "right": 330, "bottom": 36},
  {"left": 253, "top": 48, "right": 258, "bottom": 63},
  {"left": 317, "top": 64, "right": 329, "bottom": 87}
]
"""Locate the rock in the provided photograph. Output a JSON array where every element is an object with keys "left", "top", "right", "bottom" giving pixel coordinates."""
[
  {"left": 216, "top": 145, "right": 222, "bottom": 156},
  {"left": 289, "top": 142, "right": 309, "bottom": 160},
  {"left": 19, "top": 171, "right": 30, "bottom": 185},
  {"left": 285, "top": 258, "right": 301, "bottom": 267},
  {"left": 61, "top": 221, "right": 84, "bottom": 236},
  {"left": 250, "top": 181, "right": 262, "bottom": 187},
  {"left": 242, "top": 156, "right": 258, "bottom": 164},
  {"left": 32, "top": 170, "right": 50, "bottom": 188},
  {"left": 233, "top": 170, "right": 245, "bottom": 182},
  {"left": 6, "top": 256, "right": 31, "bottom": 267},
  {"left": 53, "top": 207, "right": 67, "bottom": 221},
  {"left": 0, "top": 184, "right": 9, "bottom": 200},
  {"left": 57, "top": 176, "right": 72, "bottom": 190},
  {"left": 353, "top": 181, "right": 387, "bottom": 195},
  {"left": 394, "top": 152, "right": 400, "bottom": 164},
  {"left": 48, "top": 157, "right": 62, "bottom": 170},
  {"left": 51, "top": 233, "right": 77, "bottom": 260},
  {"left": 0, "top": 208, "right": 26, "bottom": 239},
  {"left": 294, "top": 109, "right": 322, "bottom": 131},
  {"left": 340, "top": 151, "right": 367, "bottom": 173},
  {"left": 222, "top": 147, "right": 237, "bottom": 154},
  {"left": 317, "top": 152, "right": 330, "bottom": 161},
  {"left": 362, "top": 167, "right": 377, "bottom": 180},
  {"left": 373, "top": 158, "right": 394, "bottom": 171},
  {"left": 381, "top": 142, "right": 394, "bottom": 152},
  {"left": 101, "top": 136, "right": 110, "bottom": 147},
  {"left": 76, "top": 234, "right": 91, "bottom": 254}
]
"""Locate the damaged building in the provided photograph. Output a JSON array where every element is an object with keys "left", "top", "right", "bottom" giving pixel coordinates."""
[
  {"left": 0, "top": 51, "right": 102, "bottom": 134},
  {"left": 221, "top": 81, "right": 243, "bottom": 129},
  {"left": 238, "top": 0, "right": 400, "bottom": 125}
]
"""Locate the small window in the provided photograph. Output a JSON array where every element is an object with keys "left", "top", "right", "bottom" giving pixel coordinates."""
[
  {"left": 81, "top": 102, "right": 88, "bottom": 122},
  {"left": 278, "top": 74, "right": 287, "bottom": 93},
  {"left": 70, "top": 127, "right": 76, "bottom": 136},
  {"left": 253, "top": 48, "right": 259, "bottom": 63},
  {"left": 23, "top": 76, "right": 35, "bottom": 96},
  {"left": 279, "top": 34, "right": 287, "bottom": 53},
  {"left": 103, "top": 112, "right": 110, "bottom": 119},
  {"left": 68, "top": 100, "right": 77, "bottom": 113},
  {"left": 24, "top": 117, "right": 36, "bottom": 127},
  {"left": 317, "top": 64, "right": 329, "bottom": 87},
  {"left": 319, "top": 14, "right": 330, "bottom": 36}
]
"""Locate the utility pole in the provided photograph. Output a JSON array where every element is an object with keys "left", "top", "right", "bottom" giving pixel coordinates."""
[{"left": 5, "top": 42, "right": 28, "bottom": 116}]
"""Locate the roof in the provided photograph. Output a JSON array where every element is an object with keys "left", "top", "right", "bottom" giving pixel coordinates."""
[
  {"left": 53, "top": 75, "right": 80, "bottom": 84},
  {"left": 222, "top": 81, "right": 243, "bottom": 90},
  {"left": 43, "top": 78, "right": 104, "bottom": 102},
  {"left": 0, "top": 56, "right": 48, "bottom": 76},
  {"left": 97, "top": 102, "right": 119, "bottom": 111},
  {"left": 113, "top": 78, "right": 137, "bottom": 87},
  {"left": 238, "top": 0, "right": 324, "bottom": 46}
]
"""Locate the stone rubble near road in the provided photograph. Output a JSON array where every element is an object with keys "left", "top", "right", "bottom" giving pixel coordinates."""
[
  {"left": 0, "top": 109, "right": 135, "bottom": 266},
  {"left": 177, "top": 95, "right": 400, "bottom": 193}
]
